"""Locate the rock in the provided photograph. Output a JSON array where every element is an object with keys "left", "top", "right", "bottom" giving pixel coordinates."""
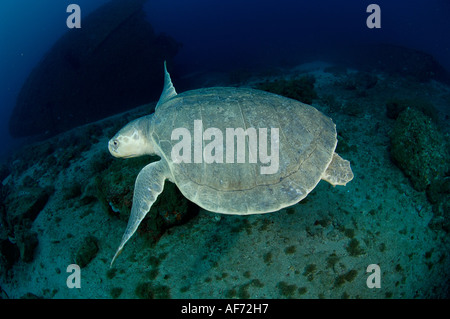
[
  {"left": 427, "top": 178, "right": 450, "bottom": 233},
  {"left": 0, "top": 237, "right": 20, "bottom": 277},
  {"left": 427, "top": 178, "right": 450, "bottom": 205},
  {"left": 92, "top": 155, "right": 198, "bottom": 243},
  {"left": 343, "top": 71, "right": 378, "bottom": 91},
  {"left": 75, "top": 236, "right": 99, "bottom": 268},
  {"left": 9, "top": 0, "right": 180, "bottom": 138},
  {"left": 156, "top": 182, "right": 196, "bottom": 227},
  {"left": 0, "top": 164, "right": 9, "bottom": 182},
  {"left": 0, "top": 285, "right": 10, "bottom": 299},
  {"left": 135, "top": 282, "right": 171, "bottom": 299},
  {"left": 390, "top": 108, "right": 449, "bottom": 191},
  {"left": 1, "top": 186, "right": 43, "bottom": 267},
  {"left": 386, "top": 98, "right": 438, "bottom": 122},
  {"left": 334, "top": 44, "right": 450, "bottom": 83},
  {"left": 0, "top": 192, "right": 19, "bottom": 276},
  {"left": 14, "top": 221, "right": 38, "bottom": 263},
  {"left": 255, "top": 75, "right": 318, "bottom": 104},
  {"left": 4, "top": 186, "right": 53, "bottom": 232},
  {"left": 8, "top": 141, "right": 55, "bottom": 176},
  {"left": 19, "top": 293, "right": 43, "bottom": 299}
]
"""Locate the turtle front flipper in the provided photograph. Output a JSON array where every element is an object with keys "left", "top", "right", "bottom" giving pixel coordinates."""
[{"left": 110, "top": 160, "right": 169, "bottom": 266}]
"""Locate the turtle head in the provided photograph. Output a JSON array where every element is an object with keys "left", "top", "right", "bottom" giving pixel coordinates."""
[{"left": 108, "top": 115, "right": 154, "bottom": 158}]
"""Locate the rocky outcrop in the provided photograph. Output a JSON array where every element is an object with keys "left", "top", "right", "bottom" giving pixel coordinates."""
[
  {"left": 333, "top": 44, "right": 449, "bottom": 83},
  {"left": 3, "top": 187, "right": 53, "bottom": 230},
  {"left": 390, "top": 107, "right": 449, "bottom": 191},
  {"left": 9, "top": 0, "right": 180, "bottom": 138}
]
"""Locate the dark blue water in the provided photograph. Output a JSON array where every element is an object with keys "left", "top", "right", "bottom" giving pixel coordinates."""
[
  {"left": 0, "top": 0, "right": 109, "bottom": 159},
  {"left": 145, "top": 0, "right": 450, "bottom": 72},
  {"left": 1, "top": 0, "right": 449, "bottom": 157}
]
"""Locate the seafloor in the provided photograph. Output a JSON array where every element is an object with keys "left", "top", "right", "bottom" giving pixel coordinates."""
[{"left": 1, "top": 62, "right": 449, "bottom": 299}]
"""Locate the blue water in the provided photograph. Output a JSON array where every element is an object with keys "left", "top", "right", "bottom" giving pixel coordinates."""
[
  {"left": 0, "top": 0, "right": 109, "bottom": 159},
  {"left": 145, "top": 0, "right": 450, "bottom": 73},
  {"left": 1, "top": 0, "right": 449, "bottom": 160}
]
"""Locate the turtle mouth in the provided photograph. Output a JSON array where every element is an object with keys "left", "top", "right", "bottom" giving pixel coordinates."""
[
  {"left": 108, "top": 141, "right": 137, "bottom": 158},
  {"left": 108, "top": 142, "right": 117, "bottom": 153},
  {"left": 108, "top": 141, "right": 122, "bottom": 157}
]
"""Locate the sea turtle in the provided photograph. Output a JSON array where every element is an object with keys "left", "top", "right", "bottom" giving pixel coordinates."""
[{"left": 108, "top": 62, "right": 354, "bottom": 265}]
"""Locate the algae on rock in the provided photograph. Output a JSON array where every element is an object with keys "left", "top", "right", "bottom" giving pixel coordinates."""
[
  {"left": 255, "top": 75, "right": 318, "bottom": 104},
  {"left": 390, "top": 107, "right": 449, "bottom": 191},
  {"left": 75, "top": 236, "right": 99, "bottom": 268},
  {"left": 92, "top": 154, "right": 198, "bottom": 245}
]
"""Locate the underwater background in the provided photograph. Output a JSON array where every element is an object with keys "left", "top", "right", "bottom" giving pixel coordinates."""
[{"left": 0, "top": 0, "right": 449, "bottom": 299}]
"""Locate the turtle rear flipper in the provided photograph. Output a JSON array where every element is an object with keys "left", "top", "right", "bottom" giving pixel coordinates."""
[{"left": 321, "top": 153, "right": 354, "bottom": 186}]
